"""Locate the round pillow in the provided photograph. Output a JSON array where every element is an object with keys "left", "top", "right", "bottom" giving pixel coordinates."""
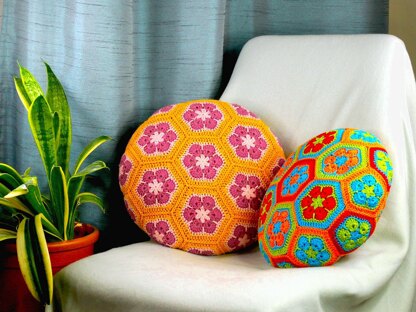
[
  {"left": 258, "top": 128, "right": 393, "bottom": 267},
  {"left": 119, "top": 99, "right": 285, "bottom": 255}
]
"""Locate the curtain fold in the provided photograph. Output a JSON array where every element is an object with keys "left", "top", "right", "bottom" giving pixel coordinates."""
[{"left": 0, "top": 0, "right": 388, "bottom": 248}]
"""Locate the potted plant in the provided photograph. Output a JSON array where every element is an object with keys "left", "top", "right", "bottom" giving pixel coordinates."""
[{"left": 0, "top": 62, "right": 110, "bottom": 310}]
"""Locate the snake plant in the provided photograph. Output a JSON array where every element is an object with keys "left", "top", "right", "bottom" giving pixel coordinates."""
[{"left": 0, "top": 63, "right": 110, "bottom": 305}]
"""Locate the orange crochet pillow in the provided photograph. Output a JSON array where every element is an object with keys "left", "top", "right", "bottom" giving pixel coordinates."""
[
  {"left": 119, "top": 99, "right": 285, "bottom": 255},
  {"left": 258, "top": 129, "right": 393, "bottom": 267}
]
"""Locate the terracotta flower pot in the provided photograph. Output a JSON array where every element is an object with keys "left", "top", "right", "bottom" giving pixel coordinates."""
[{"left": 0, "top": 224, "right": 99, "bottom": 312}]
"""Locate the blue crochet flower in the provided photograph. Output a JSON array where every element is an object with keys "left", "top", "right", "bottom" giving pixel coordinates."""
[
  {"left": 295, "top": 235, "right": 330, "bottom": 266},
  {"left": 350, "top": 130, "right": 380, "bottom": 143},
  {"left": 351, "top": 174, "right": 384, "bottom": 209},
  {"left": 282, "top": 165, "right": 309, "bottom": 196}
]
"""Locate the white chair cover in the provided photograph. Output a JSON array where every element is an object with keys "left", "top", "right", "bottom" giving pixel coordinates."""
[{"left": 51, "top": 35, "right": 416, "bottom": 312}]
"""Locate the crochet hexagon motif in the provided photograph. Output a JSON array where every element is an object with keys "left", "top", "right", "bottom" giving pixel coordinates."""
[
  {"left": 258, "top": 128, "right": 393, "bottom": 267},
  {"left": 120, "top": 99, "right": 285, "bottom": 255}
]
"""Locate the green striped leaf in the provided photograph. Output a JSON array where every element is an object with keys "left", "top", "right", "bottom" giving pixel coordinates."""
[
  {"left": 18, "top": 64, "right": 44, "bottom": 104},
  {"left": 13, "top": 77, "right": 31, "bottom": 110},
  {"left": 0, "top": 173, "right": 21, "bottom": 190},
  {"left": 49, "top": 166, "right": 69, "bottom": 240},
  {"left": 0, "top": 183, "right": 33, "bottom": 216},
  {"left": 17, "top": 216, "right": 53, "bottom": 304},
  {"left": 46, "top": 63, "right": 72, "bottom": 177},
  {"left": 0, "top": 163, "right": 24, "bottom": 185},
  {"left": 73, "top": 136, "right": 111, "bottom": 174},
  {"left": 75, "top": 192, "right": 105, "bottom": 212},
  {"left": 0, "top": 228, "right": 17, "bottom": 241},
  {"left": 22, "top": 177, "right": 53, "bottom": 222},
  {"left": 28, "top": 96, "right": 57, "bottom": 181}
]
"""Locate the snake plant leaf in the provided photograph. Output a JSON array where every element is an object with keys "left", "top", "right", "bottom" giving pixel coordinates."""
[
  {"left": 18, "top": 63, "right": 44, "bottom": 105},
  {"left": 23, "top": 167, "right": 32, "bottom": 177},
  {"left": 75, "top": 160, "right": 109, "bottom": 177},
  {"left": 17, "top": 216, "right": 53, "bottom": 305},
  {"left": 14, "top": 77, "right": 31, "bottom": 110},
  {"left": 28, "top": 96, "right": 57, "bottom": 181},
  {"left": 0, "top": 163, "right": 24, "bottom": 185},
  {"left": 50, "top": 166, "right": 69, "bottom": 240},
  {"left": 0, "top": 228, "right": 17, "bottom": 241},
  {"left": 73, "top": 136, "right": 111, "bottom": 174},
  {"left": 21, "top": 177, "right": 53, "bottom": 222},
  {"left": 0, "top": 173, "right": 21, "bottom": 190},
  {"left": 4, "top": 183, "right": 29, "bottom": 198},
  {"left": 46, "top": 63, "right": 72, "bottom": 177},
  {"left": 75, "top": 192, "right": 105, "bottom": 212},
  {"left": 0, "top": 198, "right": 33, "bottom": 215},
  {"left": 0, "top": 183, "right": 33, "bottom": 216}
]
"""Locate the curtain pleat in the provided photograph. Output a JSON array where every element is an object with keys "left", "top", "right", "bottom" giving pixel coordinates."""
[{"left": 0, "top": 0, "right": 388, "bottom": 247}]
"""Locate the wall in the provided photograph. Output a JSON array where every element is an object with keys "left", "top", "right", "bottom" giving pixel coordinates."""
[{"left": 389, "top": 0, "right": 416, "bottom": 75}]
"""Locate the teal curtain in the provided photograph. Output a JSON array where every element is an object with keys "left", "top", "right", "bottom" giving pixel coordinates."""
[{"left": 0, "top": 0, "right": 388, "bottom": 248}]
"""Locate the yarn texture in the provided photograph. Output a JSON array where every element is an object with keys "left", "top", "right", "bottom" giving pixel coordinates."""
[
  {"left": 120, "top": 99, "right": 285, "bottom": 255},
  {"left": 258, "top": 128, "right": 393, "bottom": 267}
]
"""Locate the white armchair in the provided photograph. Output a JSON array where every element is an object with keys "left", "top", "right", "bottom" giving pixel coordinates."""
[{"left": 51, "top": 35, "right": 416, "bottom": 311}]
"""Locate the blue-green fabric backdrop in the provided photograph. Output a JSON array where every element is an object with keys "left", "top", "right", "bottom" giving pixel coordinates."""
[{"left": 0, "top": 0, "right": 388, "bottom": 249}]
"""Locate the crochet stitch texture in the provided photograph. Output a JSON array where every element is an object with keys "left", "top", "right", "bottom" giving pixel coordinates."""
[
  {"left": 120, "top": 99, "right": 285, "bottom": 255},
  {"left": 258, "top": 128, "right": 393, "bottom": 267}
]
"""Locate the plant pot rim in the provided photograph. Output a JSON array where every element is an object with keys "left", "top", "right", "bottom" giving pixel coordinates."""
[{"left": 1, "top": 223, "right": 99, "bottom": 254}]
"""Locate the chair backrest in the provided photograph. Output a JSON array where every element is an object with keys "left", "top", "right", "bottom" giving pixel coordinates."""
[{"left": 220, "top": 35, "right": 410, "bottom": 154}]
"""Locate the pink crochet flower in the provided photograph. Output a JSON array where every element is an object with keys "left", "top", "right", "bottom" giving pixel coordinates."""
[
  {"left": 146, "top": 221, "right": 176, "bottom": 246},
  {"left": 138, "top": 122, "right": 177, "bottom": 155},
  {"left": 229, "top": 174, "right": 265, "bottom": 210},
  {"left": 228, "top": 126, "right": 268, "bottom": 160},
  {"left": 137, "top": 169, "right": 176, "bottom": 205},
  {"left": 153, "top": 104, "right": 175, "bottom": 116},
  {"left": 183, "top": 195, "right": 223, "bottom": 234},
  {"left": 188, "top": 249, "right": 214, "bottom": 256},
  {"left": 183, "top": 102, "right": 223, "bottom": 130},
  {"left": 231, "top": 103, "right": 258, "bottom": 119},
  {"left": 124, "top": 199, "right": 137, "bottom": 222},
  {"left": 227, "top": 225, "right": 257, "bottom": 251},
  {"left": 182, "top": 144, "right": 224, "bottom": 180},
  {"left": 119, "top": 154, "right": 132, "bottom": 186}
]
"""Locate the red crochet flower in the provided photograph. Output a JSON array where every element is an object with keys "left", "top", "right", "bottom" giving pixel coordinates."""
[
  {"left": 304, "top": 131, "right": 336, "bottom": 154},
  {"left": 301, "top": 186, "right": 336, "bottom": 220}
]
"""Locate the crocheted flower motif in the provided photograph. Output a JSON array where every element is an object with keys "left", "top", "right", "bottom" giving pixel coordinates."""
[
  {"left": 188, "top": 249, "right": 214, "bottom": 256},
  {"left": 137, "top": 169, "right": 176, "bottom": 205},
  {"left": 182, "top": 144, "right": 224, "bottom": 180},
  {"left": 336, "top": 217, "right": 371, "bottom": 252},
  {"left": 229, "top": 174, "right": 265, "bottom": 210},
  {"left": 183, "top": 195, "right": 223, "bottom": 234},
  {"left": 231, "top": 103, "right": 258, "bottom": 118},
  {"left": 350, "top": 130, "right": 380, "bottom": 143},
  {"left": 183, "top": 102, "right": 223, "bottom": 130},
  {"left": 146, "top": 220, "right": 176, "bottom": 246},
  {"left": 295, "top": 235, "right": 331, "bottom": 266},
  {"left": 374, "top": 150, "right": 393, "bottom": 185},
  {"left": 125, "top": 200, "right": 137, "bottom": 222},
  {"left": 282, "top": 165, "right": 309, "bottom": 196},
  {"left": 351, "top": 175, "right": 384, "bottom": 209},
  {"left": 266, "top": 210, "right": 290, "bottom": 248},
  {"left": 138, "top": 122, "right": 178, "bottom": 155},
  {"left": 153, "top": 104, "right": 174, "bottom": 115},
  {"left": 259, "top": 192, "right": 273, "bottom": 225},
  {"left": 228, "top": 126, "right": 267, "bottom": 160},
  {"left": 304, "top": 131, "right": 336, "bottom": 154},
  {"left": 119, "top": 154, "right": 132, "bottom": 186},
  {"left": 276, "top": 262, "right": 294, "bottom": 268},
  {"left": 300, "top": 185, "right": 336, "bottom": 220},
  {"left": 227, "top": 225, "right": 257, "bottom": 251},
  {"left": 323, "top": 148, "right": 359, "bottom": 175}
]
